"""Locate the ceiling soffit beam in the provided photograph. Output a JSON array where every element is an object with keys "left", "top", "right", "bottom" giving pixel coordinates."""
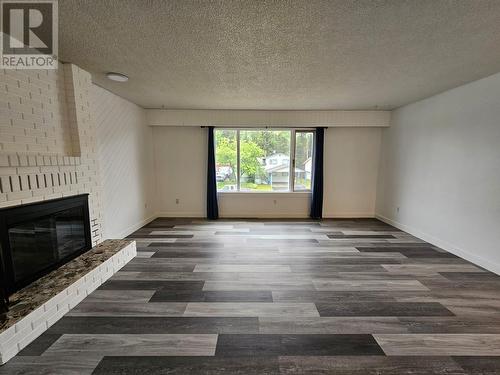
[{"left": 146, "top": 110, "right": 391, "bottom": 128}]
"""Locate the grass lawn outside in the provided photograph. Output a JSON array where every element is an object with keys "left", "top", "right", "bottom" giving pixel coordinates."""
[{"left": 218, "top": 180, "right": 311, "bottom": 191}]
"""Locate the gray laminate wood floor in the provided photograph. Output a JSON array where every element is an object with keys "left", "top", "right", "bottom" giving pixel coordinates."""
[{"left": 3, "top": 218, "right": 500, "bottom": 374}]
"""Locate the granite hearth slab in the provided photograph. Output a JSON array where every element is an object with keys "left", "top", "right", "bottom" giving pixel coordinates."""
[{"left": 0, "top": 239, "right": 136, "bottom": 364}]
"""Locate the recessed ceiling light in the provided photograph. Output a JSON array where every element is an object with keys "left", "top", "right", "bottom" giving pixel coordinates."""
[{"left": 106, "top": 72, "right": 128, "bottom": 82}]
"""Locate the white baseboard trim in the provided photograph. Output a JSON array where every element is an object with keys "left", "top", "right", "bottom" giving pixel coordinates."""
[
  {"left": 375, "top": 213, "right": 500, "bottom": 276},
  {"left": 155, "top": 211, "right": 205, "bottom": 218},
  {"left": 323, "top": 212, "right": 375, "bottom": 218},
  {"left": 112, "top": 214, "right": 158, "bottom": 239},
  {"left": 154, "top": 211, "right": 376, "bottom": 219},
  {"left": 219, "top": 212, "right": 309, "bottom": 218},
  {"left": 156, "top": 212, "right": 309, "bottom": 219}
]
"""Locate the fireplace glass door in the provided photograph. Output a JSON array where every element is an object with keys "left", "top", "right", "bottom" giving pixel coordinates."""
[
  {"left": 8, "top": 206, "right": 86, "bottom": 284},
  {"left": 0, "top": 194, "right": 91, "bottom": 297}
]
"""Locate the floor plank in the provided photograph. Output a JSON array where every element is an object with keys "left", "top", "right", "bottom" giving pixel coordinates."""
[
  {"left": 193, "top": 264, "right": 292, "bottom": 273},
  {"left": 374, "top": 334, "right": 500, "bottom": 356},
  {"left": 0, "top": 355, "right": 101, "bottom": 375},
  {"left": 258, "top": 317, "right": 409, "bottom": 334},
  {"left": 316, "top": 301, "right": 454, "bottom": 317},
  {"left": 183, "top": 302, "right": 320, "bottom": 318},
  {"left": 215, "top": 334, "right": 384, "bottom": 356},
  {"left": 93, "top": 356, "right": 280, "bottom": 374},
  {"left": 67, "top": 302, "right": 187, "bottom": 317},
  {"left": 150, "top": 290, "right": 273, "bottom": 302},
  {"left": 48, "top": 316, "right": 259, "bottom": 334},
  {"left": 44, "top": 334, "right": 218, "bottom": 356},
  {"left": 312, "top": 279, "right": 429, "bottom": 291},
  {"left": 278, "top": 356, "right": 466, "bottom": 374}
]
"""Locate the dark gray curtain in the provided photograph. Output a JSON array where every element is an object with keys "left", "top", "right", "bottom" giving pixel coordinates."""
[
  {"left": 207, "top": 126, "right": 219, "bottom": 219},
  {"left": 310, "top": 127, "right": 325, "bottom": 219}
]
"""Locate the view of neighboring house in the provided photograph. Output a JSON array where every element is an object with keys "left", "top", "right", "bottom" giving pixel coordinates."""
[
  {"left": 216, "top": 165, "right": 233, "bottom": 181},
  {"left": 263, "top": 153, "right": 306, "bottom": 190},
  {"left": 264, "top": 153, "right": 290, "bottom": 168}
]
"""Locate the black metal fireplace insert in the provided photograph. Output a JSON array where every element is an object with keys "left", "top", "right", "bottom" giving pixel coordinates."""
[{"left": 0, "top": 194, "right": 91, "bottom": 312}]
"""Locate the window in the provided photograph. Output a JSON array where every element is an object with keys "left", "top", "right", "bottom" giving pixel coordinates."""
[
  {"left": 240, "top": 130, "right": 290, "bottom": 191},
  {"left": 214, "top": 130, "right": 237, "bottom": 191},
  {"left": 294, "top": 131, "right": 314, "bottom": 191},
  {"left": 215, "top": 129, "right": 314, "bottom": 192}
]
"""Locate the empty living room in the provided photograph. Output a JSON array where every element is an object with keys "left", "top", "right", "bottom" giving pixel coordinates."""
[{"left": 1, "top": 0, "right": 500, "bottom": 373}]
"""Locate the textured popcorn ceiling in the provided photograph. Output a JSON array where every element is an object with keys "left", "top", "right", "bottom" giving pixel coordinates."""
[{"left": 59, "top": 0, "right": 500, "bottom": 110}]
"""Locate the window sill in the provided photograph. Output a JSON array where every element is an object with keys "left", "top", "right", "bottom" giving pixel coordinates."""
[{"left": 217, "top": 191, "right": 311, "bottom": 195}]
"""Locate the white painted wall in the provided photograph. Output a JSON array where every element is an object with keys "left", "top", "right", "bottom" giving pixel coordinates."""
[
  {"left": 93, "top": 85, "right": 155, "bottom": 238},
  {"left": 376, "top": 72, "right": 500, "bottom": 274},
  {"left": 218, "top": 192, "right": 312, "bottom": 218},
  {"left": 324, "top": 127, "right": 381, "bottom": 217},
  {"left": 153, "top": 126, "right": 207, "bottom": 217},
  {"left": 152, "top": 126, "right": 381, "bottom": 218}
]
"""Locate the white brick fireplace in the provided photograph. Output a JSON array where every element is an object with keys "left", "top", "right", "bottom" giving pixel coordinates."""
[{"left": 0, "top": 64, "right": 104, "bottom": 245}]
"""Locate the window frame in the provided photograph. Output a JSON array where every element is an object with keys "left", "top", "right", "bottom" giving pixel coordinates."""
[
  {"left": 292, "top": 129, "right": 315, "bottom": 192},
  {"left": 215, "top": 128, "right": 315, "bottom": 193}
]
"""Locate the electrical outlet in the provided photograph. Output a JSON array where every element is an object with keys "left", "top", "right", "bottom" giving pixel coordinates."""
[
  {"left": 396, "top": 206, "right": 400, "bottom": 213},
  {"left": 176, "top": 198, "right": 180, "bottom": 204},
  {"left": 273, "top": 199, "right": 277, "bottom": 205}
]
